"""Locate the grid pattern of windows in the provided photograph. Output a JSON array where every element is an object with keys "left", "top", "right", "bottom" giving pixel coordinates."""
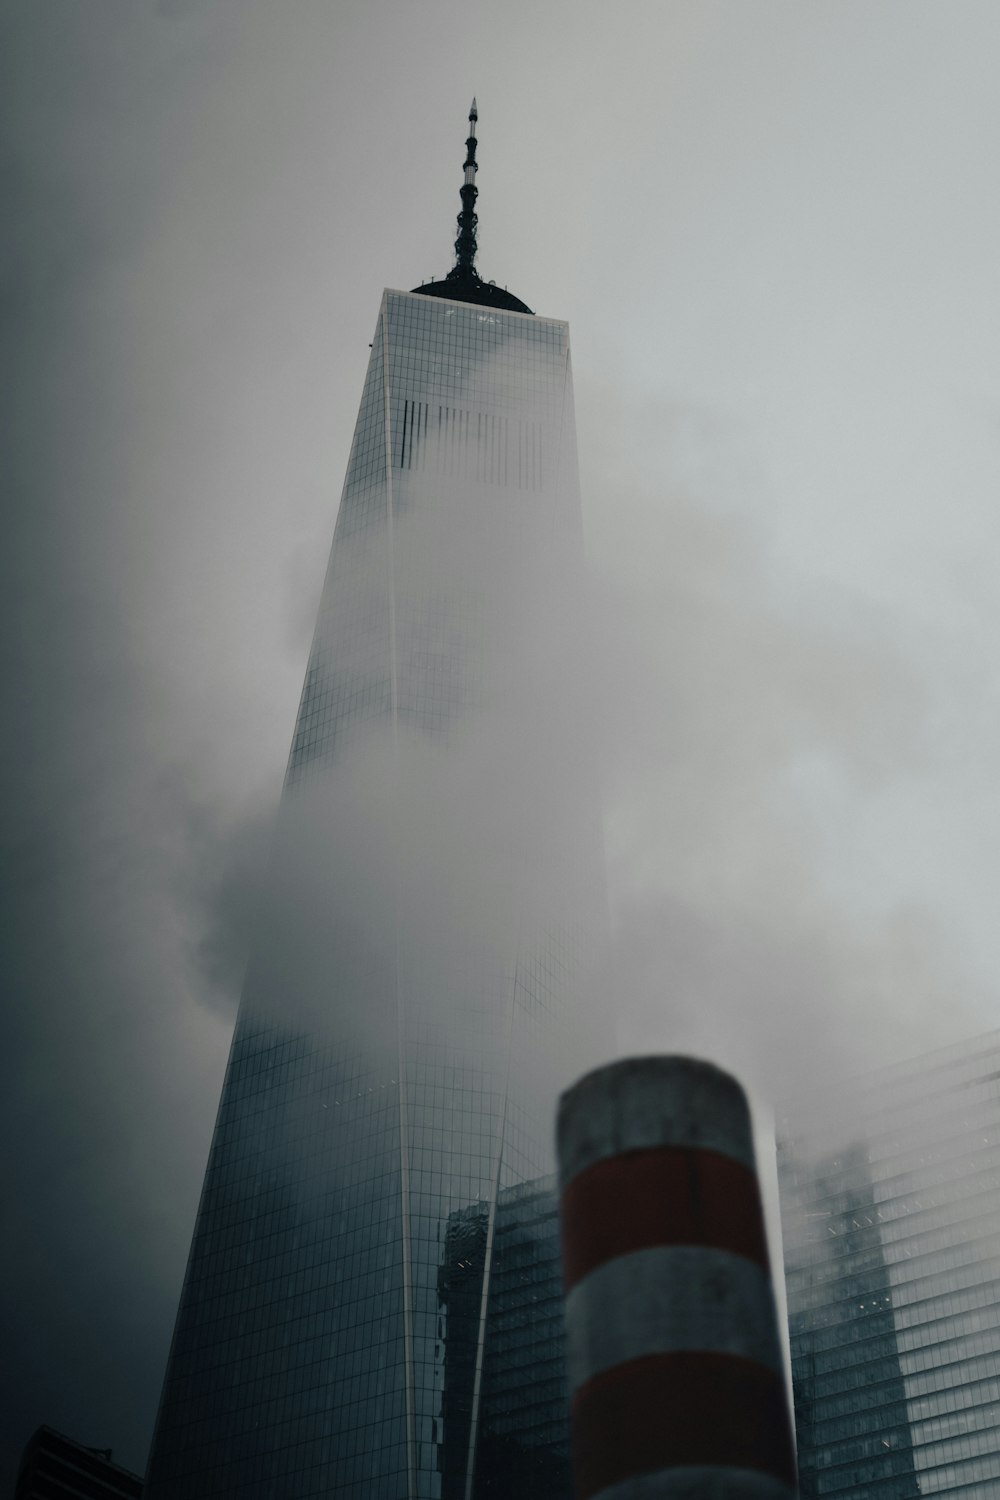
[
  {"left": 146, "top": 290, "right": 602, "bottom": 1500},
  {"left": 778, "top": 1031, "right": 1000, "bottom": 1499},
  {"left": 474, "top": 1178, "right": 571, "bottom": 1500},
  {"left": 433, "top": 1178, "right": 571, "bottom": 1500}
]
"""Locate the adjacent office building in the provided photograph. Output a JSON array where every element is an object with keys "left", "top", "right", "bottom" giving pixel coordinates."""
[
  {"left": 146, "top": 104, "right": 601, "bottom": 1500},
  {"left": 16, "top": 1427, "right": 143, "bottom": 1500},
  {"left": 437, "top": 1179, "right": 570, "bottom": 1500},
  {"left": 778, "top": 1030, "right": 1000, "bottom": 1499}
]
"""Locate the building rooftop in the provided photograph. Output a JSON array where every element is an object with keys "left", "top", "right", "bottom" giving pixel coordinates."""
[{"left": 15, "top": 1425, "right": 143, "bottom": 1500}]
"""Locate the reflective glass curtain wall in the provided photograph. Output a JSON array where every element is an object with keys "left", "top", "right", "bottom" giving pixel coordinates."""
[
  {"left": 146, "top": 290, "right": 600, "bottom": 1500},
  {"left": 778, "top": 1031, "right": 1000, "bottom": 1499},
  {"left": 473, "top": 1178, "right": 571, "bottom": 1500}
]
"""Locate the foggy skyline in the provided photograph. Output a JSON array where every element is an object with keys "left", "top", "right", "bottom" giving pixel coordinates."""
[{"left": 4, "top": 0, "right": 1000, "bottom": 1486}]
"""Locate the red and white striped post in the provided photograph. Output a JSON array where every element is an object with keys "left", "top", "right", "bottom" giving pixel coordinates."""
[{"left": 557, "top": 1056, "right": 797, "bottom": 1500}]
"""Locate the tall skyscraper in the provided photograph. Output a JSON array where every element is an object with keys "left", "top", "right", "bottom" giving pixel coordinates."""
[
  {"left": 777, "top": 1029, "right": 1000, "bottom": 1499},
  {"left": 146, "top": 103, "right": 602, "bottom": 1500}
]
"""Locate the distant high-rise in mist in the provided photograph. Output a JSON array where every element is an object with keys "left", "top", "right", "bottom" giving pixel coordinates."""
[
  {"left": 778, "top": 1030, "right": 1000, "bottom": 1498},
  {"left": 145, "top": 103, "right": 604, "bottom": 1500}
]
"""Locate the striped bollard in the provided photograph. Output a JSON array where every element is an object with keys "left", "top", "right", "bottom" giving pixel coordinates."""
[{"left": 557, "top": 1056, "right": 796, "bottom": 1500}]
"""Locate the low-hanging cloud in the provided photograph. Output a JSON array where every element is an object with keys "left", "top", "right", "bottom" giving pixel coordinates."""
[{"left": 3, "top": 379, "right": 983, "bottom": 1486}]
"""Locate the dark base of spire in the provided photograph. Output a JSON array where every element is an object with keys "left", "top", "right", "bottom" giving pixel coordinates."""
[{"left": 411, "top": 269, "right": 533, "bottom": 316}]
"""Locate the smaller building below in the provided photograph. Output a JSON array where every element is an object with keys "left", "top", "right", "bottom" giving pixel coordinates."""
[
  {"left": 436, "top": 1177, "right": 572, "bottom": 1500},
  {"left": 15, "top": 1426, "right": 143, "bottom": 1500}
]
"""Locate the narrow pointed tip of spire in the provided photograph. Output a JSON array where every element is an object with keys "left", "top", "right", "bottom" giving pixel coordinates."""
[{"left": 469, "top": 97, "right": 478, "bottom": 120}]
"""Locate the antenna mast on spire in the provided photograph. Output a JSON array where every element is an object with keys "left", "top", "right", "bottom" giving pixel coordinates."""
[
  {"left": 451, "top": 98, "right": 479, "bottom": 276},
  {"left": 411, "top": 97, "right": 533, "bottom": 313}
]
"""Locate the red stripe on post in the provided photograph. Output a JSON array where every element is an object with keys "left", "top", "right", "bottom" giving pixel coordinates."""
[
  {"left": 571, "top": 1350, "right": 797, "bottom": 1500},
  {"left": 560, "top": 1145, "right": 769, "bottom": 1291}
]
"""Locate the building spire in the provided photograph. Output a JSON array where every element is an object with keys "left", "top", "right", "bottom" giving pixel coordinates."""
[
  {"left": 451, "top": 98, "right": 479, "bottom": 276},
  {"left": 411, "top": 98, "right": 533, "bottom": 314}
]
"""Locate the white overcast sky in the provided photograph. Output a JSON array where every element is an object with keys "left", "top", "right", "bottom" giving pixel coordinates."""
[{"left": 3, "top": 0, "right": 1000, "bottom": 1479}]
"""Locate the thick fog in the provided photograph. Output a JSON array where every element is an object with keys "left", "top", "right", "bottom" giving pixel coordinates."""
[{"left": 4, "top": 0, "right": 1000, "bottom": 1485}]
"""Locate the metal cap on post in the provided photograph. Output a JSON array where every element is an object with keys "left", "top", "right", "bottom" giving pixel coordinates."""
[{"left": 557, "top": 1056, "right": 797, "bottom": 1500}]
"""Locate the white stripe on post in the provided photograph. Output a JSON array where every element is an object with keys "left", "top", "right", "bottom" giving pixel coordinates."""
[
  {"left": 565, "top": 1245, "right": 784, "bottom": 1390},
  {"left": 558, "top": 1055, "right": 756, "bottom": 1189}
]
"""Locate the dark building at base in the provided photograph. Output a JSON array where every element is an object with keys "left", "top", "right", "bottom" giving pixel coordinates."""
[
  {"left": 438, "top": 1179, "right": 571, "bottom": 1500},
  {"left": 15, "top": 1427, "right": 143, "bottom": 1500}
]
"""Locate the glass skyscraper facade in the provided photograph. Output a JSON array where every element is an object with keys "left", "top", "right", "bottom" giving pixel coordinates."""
[
  {"left": 778, "top": 1030, "right": 1000, "bottom": 1499},
  {"left": 474, "top": 1178, "right": 570, "bottom": 1500},
  {"left": 146, "top": 109, "right": 601, "bottom": 1500}
]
